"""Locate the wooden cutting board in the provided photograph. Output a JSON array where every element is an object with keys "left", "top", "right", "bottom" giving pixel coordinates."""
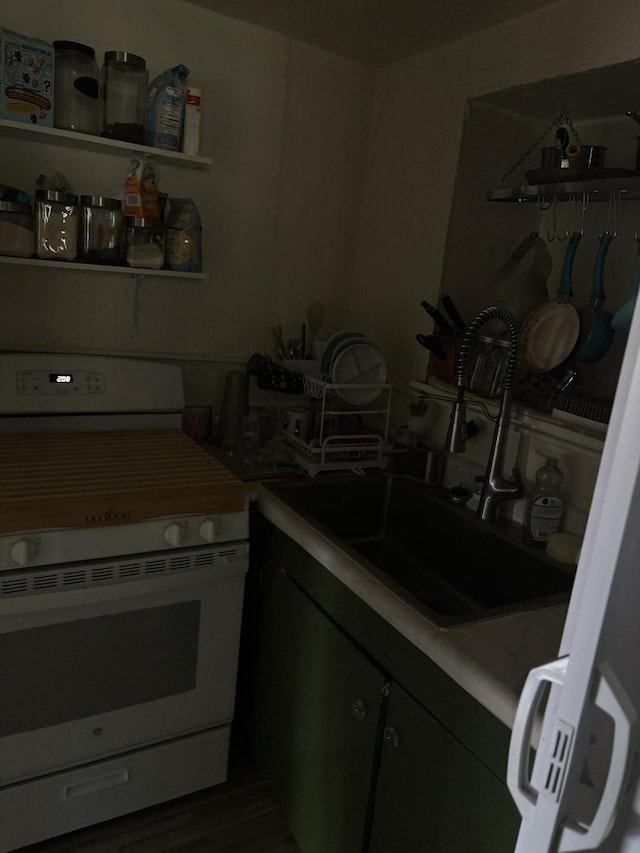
[{"left": 0, "top": 429, "right": 245, "bottom": 534}]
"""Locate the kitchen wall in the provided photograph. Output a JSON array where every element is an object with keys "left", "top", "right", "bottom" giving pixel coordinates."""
[{"left": 0, "top": 0, "right": 373, "bottom": 404}]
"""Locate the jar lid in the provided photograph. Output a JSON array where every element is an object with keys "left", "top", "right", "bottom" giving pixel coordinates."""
[
  {"left": 35, "top": 189, "right": 78, "bottom": 204},
  {"left": 80, "top": 195, "right": 122, "bottom": 210},
  {"left": 125, "top": 216, "right": 163, "bottom": 227},
  {"left": 53, "top": 40, "right": 96, "bottom": 58},
  {"left": 104, "top": 51, "right": 146, "bottom": 69},
  {"left": 0, "top": 200, "right": 32, "bottom": 214}
]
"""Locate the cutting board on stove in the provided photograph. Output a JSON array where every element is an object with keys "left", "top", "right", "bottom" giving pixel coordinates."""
[{"left": 0, "top": 429, "right": 245, "bottom": 534}]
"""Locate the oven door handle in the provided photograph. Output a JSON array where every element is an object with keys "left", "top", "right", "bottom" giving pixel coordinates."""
[{"left": 0, "top": 559, "right": 248, "bottom": 617}]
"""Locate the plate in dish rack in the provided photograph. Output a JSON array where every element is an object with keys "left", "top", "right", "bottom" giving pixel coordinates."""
[{"left": 331, "top": 342, "right": 387, "bottom": 405}]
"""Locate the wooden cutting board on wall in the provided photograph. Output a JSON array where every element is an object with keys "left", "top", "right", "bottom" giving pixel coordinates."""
[{"left": 0, "top": 429, "right": 245, "bottom": 534}]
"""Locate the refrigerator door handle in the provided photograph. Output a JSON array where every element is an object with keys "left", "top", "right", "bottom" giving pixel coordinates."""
[
  {"left": 558, "top": 660, "right": 638, "bottom": 852},
  {"left": 508, "top": 657, "right": 569, "bottom": 820}
]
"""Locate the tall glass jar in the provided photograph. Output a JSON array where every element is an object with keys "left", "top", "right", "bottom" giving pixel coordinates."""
[
  {"left": 101, "top": 51, "right": 148, "bottom": 144},
  {"left": 35, "top": 190, "right": 79, "bottom": 261},
  {"left": 79, "top": 196, "right": 123, "bottom": 264},
  {"left": 0, "top": 201, "right": 34, "bottom": 257},
  {"left": 53, "top": 41, "right": 100, "bottom": 134}
]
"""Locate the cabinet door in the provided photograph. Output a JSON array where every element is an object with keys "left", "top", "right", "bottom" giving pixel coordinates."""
[
  {"left": 251, "top": 560, "right": 387, "bottom": 853},
  {"left": 369, "top": 682, "right": 520, "bottom": 853}
]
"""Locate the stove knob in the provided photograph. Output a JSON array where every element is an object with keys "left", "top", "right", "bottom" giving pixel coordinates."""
[
  {"left": 199, "top": 518, "right": 219, "bottom": 543},
  {"left": 164, "top": 523, "right": 184, "bottom": 547},
  {"left": 11, "top": 538, "right": 36, "bottom": 566}
]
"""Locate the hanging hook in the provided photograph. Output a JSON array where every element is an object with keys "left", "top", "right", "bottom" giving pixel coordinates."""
[
  {"left": 604, "top": 191, "right": 618, "bottom": 237},
  {"left": 546, "top": 196, "right": 558, "bottom": 242}
]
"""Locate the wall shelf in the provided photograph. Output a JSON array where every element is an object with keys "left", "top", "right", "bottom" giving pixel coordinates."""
[
  {"left": 0, "top": 255, "right": 206, "bottom": 279},
  {"left": 487, "top": 173, "right": 640, "bottom": 203},
  {"left": 0, "top": 119, "right": 212, "bottom": 167}
]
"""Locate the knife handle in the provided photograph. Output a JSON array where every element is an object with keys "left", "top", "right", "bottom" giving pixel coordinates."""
[
  {"left": 420, "top": 300, "right": 454, "bottom": 334},
  {"left": 441, "top": 295, "right": 466, "bottom": 332}
]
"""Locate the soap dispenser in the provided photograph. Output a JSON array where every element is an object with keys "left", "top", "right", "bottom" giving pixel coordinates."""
[{"left": 524, "top": 456, "right": 564, "bottom": 544}]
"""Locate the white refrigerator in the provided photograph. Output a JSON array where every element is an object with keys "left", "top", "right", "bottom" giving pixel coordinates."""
[{"left": 507, "top": 297, "right": 640, "bottom": 850}]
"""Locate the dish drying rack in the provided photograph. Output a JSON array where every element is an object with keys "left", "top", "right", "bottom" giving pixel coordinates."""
[{"left": 281, "top": 367, "right": 392, "bottom": 477}]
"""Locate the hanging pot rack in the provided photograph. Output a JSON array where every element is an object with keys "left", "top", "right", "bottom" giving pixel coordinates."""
[{"left": 488, "top": 112, "right": 640, "bottom": 203}]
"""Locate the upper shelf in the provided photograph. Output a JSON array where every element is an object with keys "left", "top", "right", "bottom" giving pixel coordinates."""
[
  {"left": 0, "top": 119, "right": 212, "bottom": 167},
  {"left": 487, "top": 172, "right": 640, "bottom": 203}
]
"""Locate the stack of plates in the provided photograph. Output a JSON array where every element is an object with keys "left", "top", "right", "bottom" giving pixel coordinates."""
[{"left": 320, "top": 331, "right": 387, "bottom": 405}]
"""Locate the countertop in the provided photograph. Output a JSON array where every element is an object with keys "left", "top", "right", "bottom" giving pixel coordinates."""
[{"left": 257, "top": 484, "right": 568, "bottom": 732}]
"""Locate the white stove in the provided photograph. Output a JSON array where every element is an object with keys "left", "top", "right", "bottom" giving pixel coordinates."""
[{"left": 0, "top": 353, "right": 249, "bottom": 852}]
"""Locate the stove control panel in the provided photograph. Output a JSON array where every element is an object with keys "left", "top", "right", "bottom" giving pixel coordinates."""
[{"left": 18, "top": 369, "right": 106, "bottom": 396}]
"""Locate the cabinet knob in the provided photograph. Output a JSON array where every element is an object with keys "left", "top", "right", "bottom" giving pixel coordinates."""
[
  {"left": 383, "top": 726, "right": 400, "bottom": 747},
  {"left": 351, "top": 699, "right": 368, "bottom": 721}
]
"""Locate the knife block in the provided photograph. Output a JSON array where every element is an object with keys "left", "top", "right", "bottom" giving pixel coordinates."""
[{"left": 427, "top": 334, "right": 462, "bottom": 386}]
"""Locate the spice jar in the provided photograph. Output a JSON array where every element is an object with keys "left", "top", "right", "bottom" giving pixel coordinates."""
[
  {"left": 0, "top": 201, "right": 34, "bottom": 257},
  {"left": 35, "top": 190, "right": 79, "bottom": 261},
  {"left": 125, "top": 216, "right": 165, "bottom": 269},
  {"left": 79, "top": 196, "right": 123, "bottom": 264},
  {"left": 53, "top": 41, "right": 100, "bottom": 134},
  {"left": 101, "top": 51, "right": 148, "bottom": 144}
]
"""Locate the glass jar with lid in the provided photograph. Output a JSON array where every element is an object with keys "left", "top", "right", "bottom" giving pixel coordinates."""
[
  {"left": 0, "top": 200, "right": 34, "bottom": 257},
  {"left": 125, "top": 217, "right": 165, "bottom": 269},
  {"left": 101, "top": 51, "right": 148, "bottom": 144},
  {"left": 79, "top": 196, "right": 123, "bottom": 264},
  {"left": 35, "top": 190, "right": 79, "bottom": 261},
  {"left": 53, "top": 41, "right": 100, "bottom": 134}
]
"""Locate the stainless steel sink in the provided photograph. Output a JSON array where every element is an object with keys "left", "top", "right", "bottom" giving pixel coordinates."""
[{"left": 264, "top": 473, "right": 573, "bottom": 627}]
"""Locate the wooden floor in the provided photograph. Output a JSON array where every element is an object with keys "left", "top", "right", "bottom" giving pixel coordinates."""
[{"left": 21, "top": 746, "right": 300, "bottom": 853}]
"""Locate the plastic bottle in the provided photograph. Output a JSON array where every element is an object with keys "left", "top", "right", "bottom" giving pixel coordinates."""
[{"left": 524, "top": 457, "right": 564, "bottom": 544}]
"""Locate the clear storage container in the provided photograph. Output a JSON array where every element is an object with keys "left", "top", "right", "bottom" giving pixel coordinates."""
[
  {"left": 125, "top": 216, "right": 165, "bottom": 269},
  {"left": 0, "top": 200, "right": 34, "bottom": 257},
  {"left": 53, "top": 41, "right": 100, "bottom": 134},
  {"left": 79, "top": 196, "right": 123, "bottom": 264},
  {"left": 35, "top": 190, "right": 79, "bottom": 261},
  {"left": 101, "top": 51, "right": 148, "bottom": 144}
]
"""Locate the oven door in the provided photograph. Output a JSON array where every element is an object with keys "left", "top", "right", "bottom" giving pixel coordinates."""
[{"left": 0, "top": 544, "right": 248, "bottom": 785}]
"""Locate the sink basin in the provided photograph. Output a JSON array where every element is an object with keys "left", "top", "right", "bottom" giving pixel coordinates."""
[{"left": 264, "top": 473, "right": 573, "bottom": 627}]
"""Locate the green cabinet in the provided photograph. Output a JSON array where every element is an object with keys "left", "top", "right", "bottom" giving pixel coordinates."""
[
  {"left": 370, "top": 681, "right": 519, "bottom": 852},
  {"left": 252, "top": 555, "right": 387, "bottom": 853},
  {"left": 250, "top": 519, "right": 520, "bottom": 852}
]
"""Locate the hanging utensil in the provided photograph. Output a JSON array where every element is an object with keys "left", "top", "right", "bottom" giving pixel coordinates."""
[
  {"left": 420, "top": 300, "right": 454, "bottom": 335},
  {"left": 574, "top": 232, "right": 615, "bottom": 364},
  {"left": 519, "top": 231, "right": 583, "bottom": 374}
]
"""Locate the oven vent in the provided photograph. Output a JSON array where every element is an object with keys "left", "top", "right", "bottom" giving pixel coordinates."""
[
  {"left": 1, "top": 577, "right": 29, "bottom": 595},
  {"left": 33, "top": 574, "right": 59, "bottom": 590},
  {"left": 92, "top": 566, "right": 116, "bottom": 582},
  {"left": 119, "top": 562, "right": 143, "bottom": 578},
  {"left": 0, "top": 543, "right": 249, "bottom": 599}
]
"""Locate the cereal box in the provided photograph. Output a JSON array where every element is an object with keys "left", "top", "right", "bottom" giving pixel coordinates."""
[{"left": 1, "top": 29, "right": 54, "bottom": 126}]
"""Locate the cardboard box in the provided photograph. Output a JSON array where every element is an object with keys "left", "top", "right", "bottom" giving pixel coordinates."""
[
  {"left": 1, "top": 29, "right": 54, "bottom": 126},
  {"left": 182, "top": 86, "right": 202, "bottom": 156}
]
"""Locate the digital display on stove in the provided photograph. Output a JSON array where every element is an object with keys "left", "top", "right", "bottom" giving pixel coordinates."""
[{"left": 49, "top": 373, "right": 73, "bottom": 384}]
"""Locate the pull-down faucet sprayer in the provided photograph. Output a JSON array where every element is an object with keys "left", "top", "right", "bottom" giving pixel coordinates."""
[{"left": 446, "top": 306, "right": 523, "bottom": 522}]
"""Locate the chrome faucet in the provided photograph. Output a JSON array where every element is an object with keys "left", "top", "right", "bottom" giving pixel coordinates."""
[{"left": 446, "top": 306, "right": 523, "bottom": 522}]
